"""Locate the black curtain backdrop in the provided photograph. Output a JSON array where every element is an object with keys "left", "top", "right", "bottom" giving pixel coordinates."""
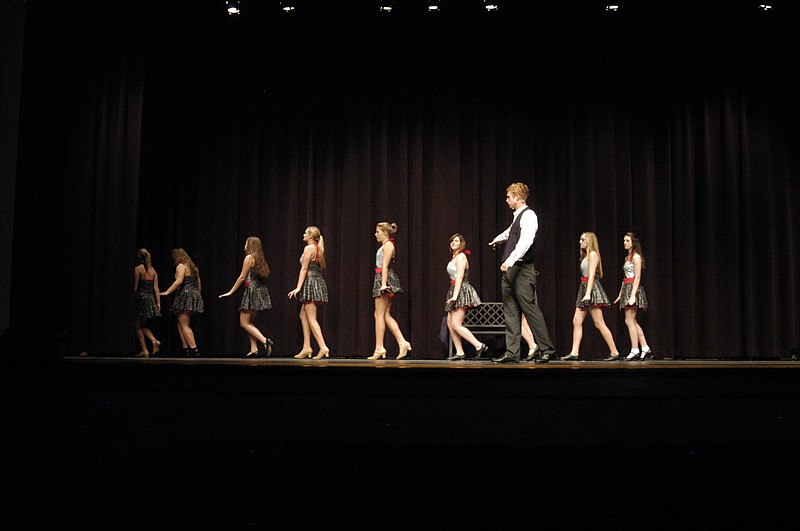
[{"left": 11, "top": 0, "right": 800, "bottom": 359}]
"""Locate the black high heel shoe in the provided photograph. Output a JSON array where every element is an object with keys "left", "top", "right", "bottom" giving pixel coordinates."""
[
  {"left": 264, "top": 338, "right": 274, "bottom": 357},
  {"left": 640, "top": 349, "right": 654, "bottom": 360},
  {"left": 243, "top": 350, "right": 259, "bottom": 358}
]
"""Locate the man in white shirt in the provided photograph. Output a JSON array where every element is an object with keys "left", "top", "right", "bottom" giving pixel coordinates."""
[{"left": 488, "top": 182, "right": 556, "bottom": 363}]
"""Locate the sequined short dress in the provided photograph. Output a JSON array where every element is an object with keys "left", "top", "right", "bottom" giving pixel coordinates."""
[
  {"left": 299, "top": 255, "right": 328, "bottom": 304},
  {"left": 575, "top": 257, "right": 611, "bottom": 308},
  {"left": 239, "top": 270, "right": 272, "bottom": 311},
  {"left": 135, "top": 278, "right": 161, "bottom": 319},
  {"left": 444, "top": 259, "right": 481, "bottom": 312},
  {"left": 171, "top": 275, "right": 204, "bottom": 313},
  {"left": 372, "top": 242, "right": 404, "bottom": 298},
  {"left": 618, "top": 256, "right": 648, "bottom": 310}
]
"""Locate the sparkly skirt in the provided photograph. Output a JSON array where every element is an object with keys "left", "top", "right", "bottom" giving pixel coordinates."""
[
  {"left": 619, "top": 283, "right": 648, "bottom": 311},
  {"left": 575, "top": 279, "right": 611, "bottom": 308},
  {"left": 372, "top": 269, "right": 404, "bottom": 298},
  {"left": 299, "top": 264, "right": 328, "bottom": 304},
  {"left": 171, "top": 284, "right": 204, "bottom": 313},
  {"left": 134, "top": 290, "right": 161, "bottom": 319},
  {"left": 239, "top": 277, "right": 272, "bottom": 311},
  {"left": 444, "top": 280, "right": 482, "bottom": 312}
]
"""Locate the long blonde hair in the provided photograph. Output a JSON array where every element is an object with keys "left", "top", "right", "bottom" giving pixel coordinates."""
[
  {"left": 306, "top": 226, "right": 326, "bottom": 270},
  {"left": 245, "top": 236, "right": 270, "bottom": 277},
  {"left": 580, "top": 232, "right": 603, "bottom": 278}
]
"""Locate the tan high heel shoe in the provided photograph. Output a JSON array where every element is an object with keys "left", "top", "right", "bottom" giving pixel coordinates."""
[
  {"left": 397, "top": 342, "right": 412, "bottom": 359},
  {"left": 313, "top": 347, "right": 330, "bottom": 360},
  {"left": 152, "top": 340, "right": 161, "bottom": 355},
  {"left": 367, "top": 347, "right": 387, "bottom": 360},
  {"left": 294, "top": 348, "right": 313, "bottom": 359}
]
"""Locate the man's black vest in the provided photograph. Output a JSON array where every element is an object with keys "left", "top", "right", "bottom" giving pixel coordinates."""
[{"left": 501, "top": 206, "right": 536, "bottom": 264}]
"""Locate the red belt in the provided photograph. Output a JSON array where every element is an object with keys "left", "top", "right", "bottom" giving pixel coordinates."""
[
  {"left": 623, "top": 278, "right": 634, "bottom": 284},
  {"left": 580, "top": 276, "right": 589, "bottom": 282},
  {"left": 450, "top": 280, "right": 456, "bottom": 285},
  {"left": 244, "top": 281, "right": 251, "bottom": 286},
  {"left": 375, "top": 267, "right": 382, "bottom": 273}
]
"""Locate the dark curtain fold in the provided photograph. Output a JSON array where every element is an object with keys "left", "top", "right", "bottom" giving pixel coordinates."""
[{"left": 12, "top": 0, "right": 800, "bottom": 359}]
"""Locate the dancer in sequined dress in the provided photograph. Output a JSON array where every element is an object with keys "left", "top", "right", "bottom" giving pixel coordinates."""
[
  {"left": 133, "top": 248, "right": 161, "bottom": 357},
  {"left": 220, "top": 237, "right": 274, "bottom": 358},
  {"left": 444, "top": 234, "right": 487, "bottom": 361},
  {"left": 287, "top": 226, "right": 330, "bottom": 360},
  {"left": 614, "top": 232, "right": 653, "bottom": 361},
  {"left": 560, "top": 232, "right": 620, "bottom": 362},
  {"left": 161, "top": 248, "right": 204, "bottom": 357},
  {"left": 368, "top": 222, "right": 412, "bottom": 360}
]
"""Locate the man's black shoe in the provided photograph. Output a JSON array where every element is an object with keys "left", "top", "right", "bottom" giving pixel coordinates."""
[{"left": 491, "top": 354, "right": 519, "bottom": 364}]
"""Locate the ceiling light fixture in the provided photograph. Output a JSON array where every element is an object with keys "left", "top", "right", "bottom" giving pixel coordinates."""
[{"left": 226, "top": 0, "right": 241, "bottom": 15}]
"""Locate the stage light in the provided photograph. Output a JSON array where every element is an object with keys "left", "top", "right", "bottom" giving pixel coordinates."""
[
  {"left": 428, "top": 1, "right": 440, "bottom": 12},
  {"left": 280, "top": 2, "right": 296, "bottom": 12},
  {"left": 379, "top": 3, "right": 393, "bottom": 12},
  {"left": 484, "top": 1, "right": 499, "bottom": 12},
  {"left": 759, "top": 4, "right": 772, "bottom": 10},
  {"left": 226, "top": 0, "right": 241, "bottom": 15},
  {"left": 605, "top": 4, "right": 619, "bottom": 11}
]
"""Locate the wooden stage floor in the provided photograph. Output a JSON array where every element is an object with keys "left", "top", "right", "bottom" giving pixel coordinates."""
[{"left": 4, "top": 354, "right": 800, "bottom": 526}]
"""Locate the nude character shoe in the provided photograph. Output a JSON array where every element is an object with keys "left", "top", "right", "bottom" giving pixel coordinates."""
[
  {"left": 397, "top": 342, "right": 412, "bottom": 360},
  {"left": 294, "top": 348, "right": 313, "bottom": 359},
  {"left": 367, "top": 347, "right": 387, "bottom": 360},
  {"left": 313, "top": 347, "right": 330, "bottom": 360}
]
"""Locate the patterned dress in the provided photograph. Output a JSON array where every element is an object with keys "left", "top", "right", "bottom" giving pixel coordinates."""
[
  {"left": 239, "top": 269, "right": 272, "bottom": 311},
  {"left": 575, "top": 257, "right": 611, "bottom": 308},
  {"left": 619, "top": 255, "right": 648, "bottom": 310},
  {"left": 444, "top": 256, "right": 481, "bottom": 312},
  {"left": 171, "top": 275, "right": 204, "bottom": 314},
  {"left": 372, "top": 240, "right": 404, "bottom": 298},
  {"left": 135, "top": 276, "right": 161, "bottom": 319},
  {"left": 299, "top": 242, "right": 328, "bottom": 304}
]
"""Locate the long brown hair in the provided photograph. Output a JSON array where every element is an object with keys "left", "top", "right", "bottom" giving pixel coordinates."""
[
  {"left": 137, "top": 248, "right": 152, "bottom": 271},
  {"left": 625, "top": 232, "right": 646, "bottom": 269},
  {"left": 171, "top": 248, "right": 198, "bottom": 276},
  {"left": 245, "top": 236, "right": 270, "bottom": 277},
  {"left": 579, "top": 232, "right": 603, "bottom": 278},
  {"left": 449, "top": 233, "right": 467, "bottom": 256}
]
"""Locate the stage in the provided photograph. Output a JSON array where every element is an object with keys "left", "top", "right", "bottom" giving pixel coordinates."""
[{"left": 4, "top": 354, "right": 800, "bottom": 526}]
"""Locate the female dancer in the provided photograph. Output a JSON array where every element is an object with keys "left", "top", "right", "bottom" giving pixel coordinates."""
[
  {"left": 133, "top": 248, "right": 161, "bottom": 357},
  {"left": 614, "top": 232, "right": 653, "bottom": 360},
  {"left": 287, "top": 226, "right": 330, "bottom": 360},
  {"left": 560, "top": 232, "right": 620, "bottom": 361},
  {"left": 444, "top": 234, "right": 488, "bottom": 361},
  {"left": 161, "top": 248, "right": 204, "bottom": 357},
  {"left": 219, "top": 236, "right": 274, "bottom": 358},
  {"left": 368, "top": 222, "right": 412, "bottom": 360}
]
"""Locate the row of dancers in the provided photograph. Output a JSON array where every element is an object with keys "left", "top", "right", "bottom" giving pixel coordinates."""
[
  {"left": 134, "top": 183, "right": 653, "bottom": 363},
  {"left": 133, "top": 223, "right": 412, "bottom": 360},
  {"left": 133, "top": 222, "right": 651, "bottom": 362}
]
